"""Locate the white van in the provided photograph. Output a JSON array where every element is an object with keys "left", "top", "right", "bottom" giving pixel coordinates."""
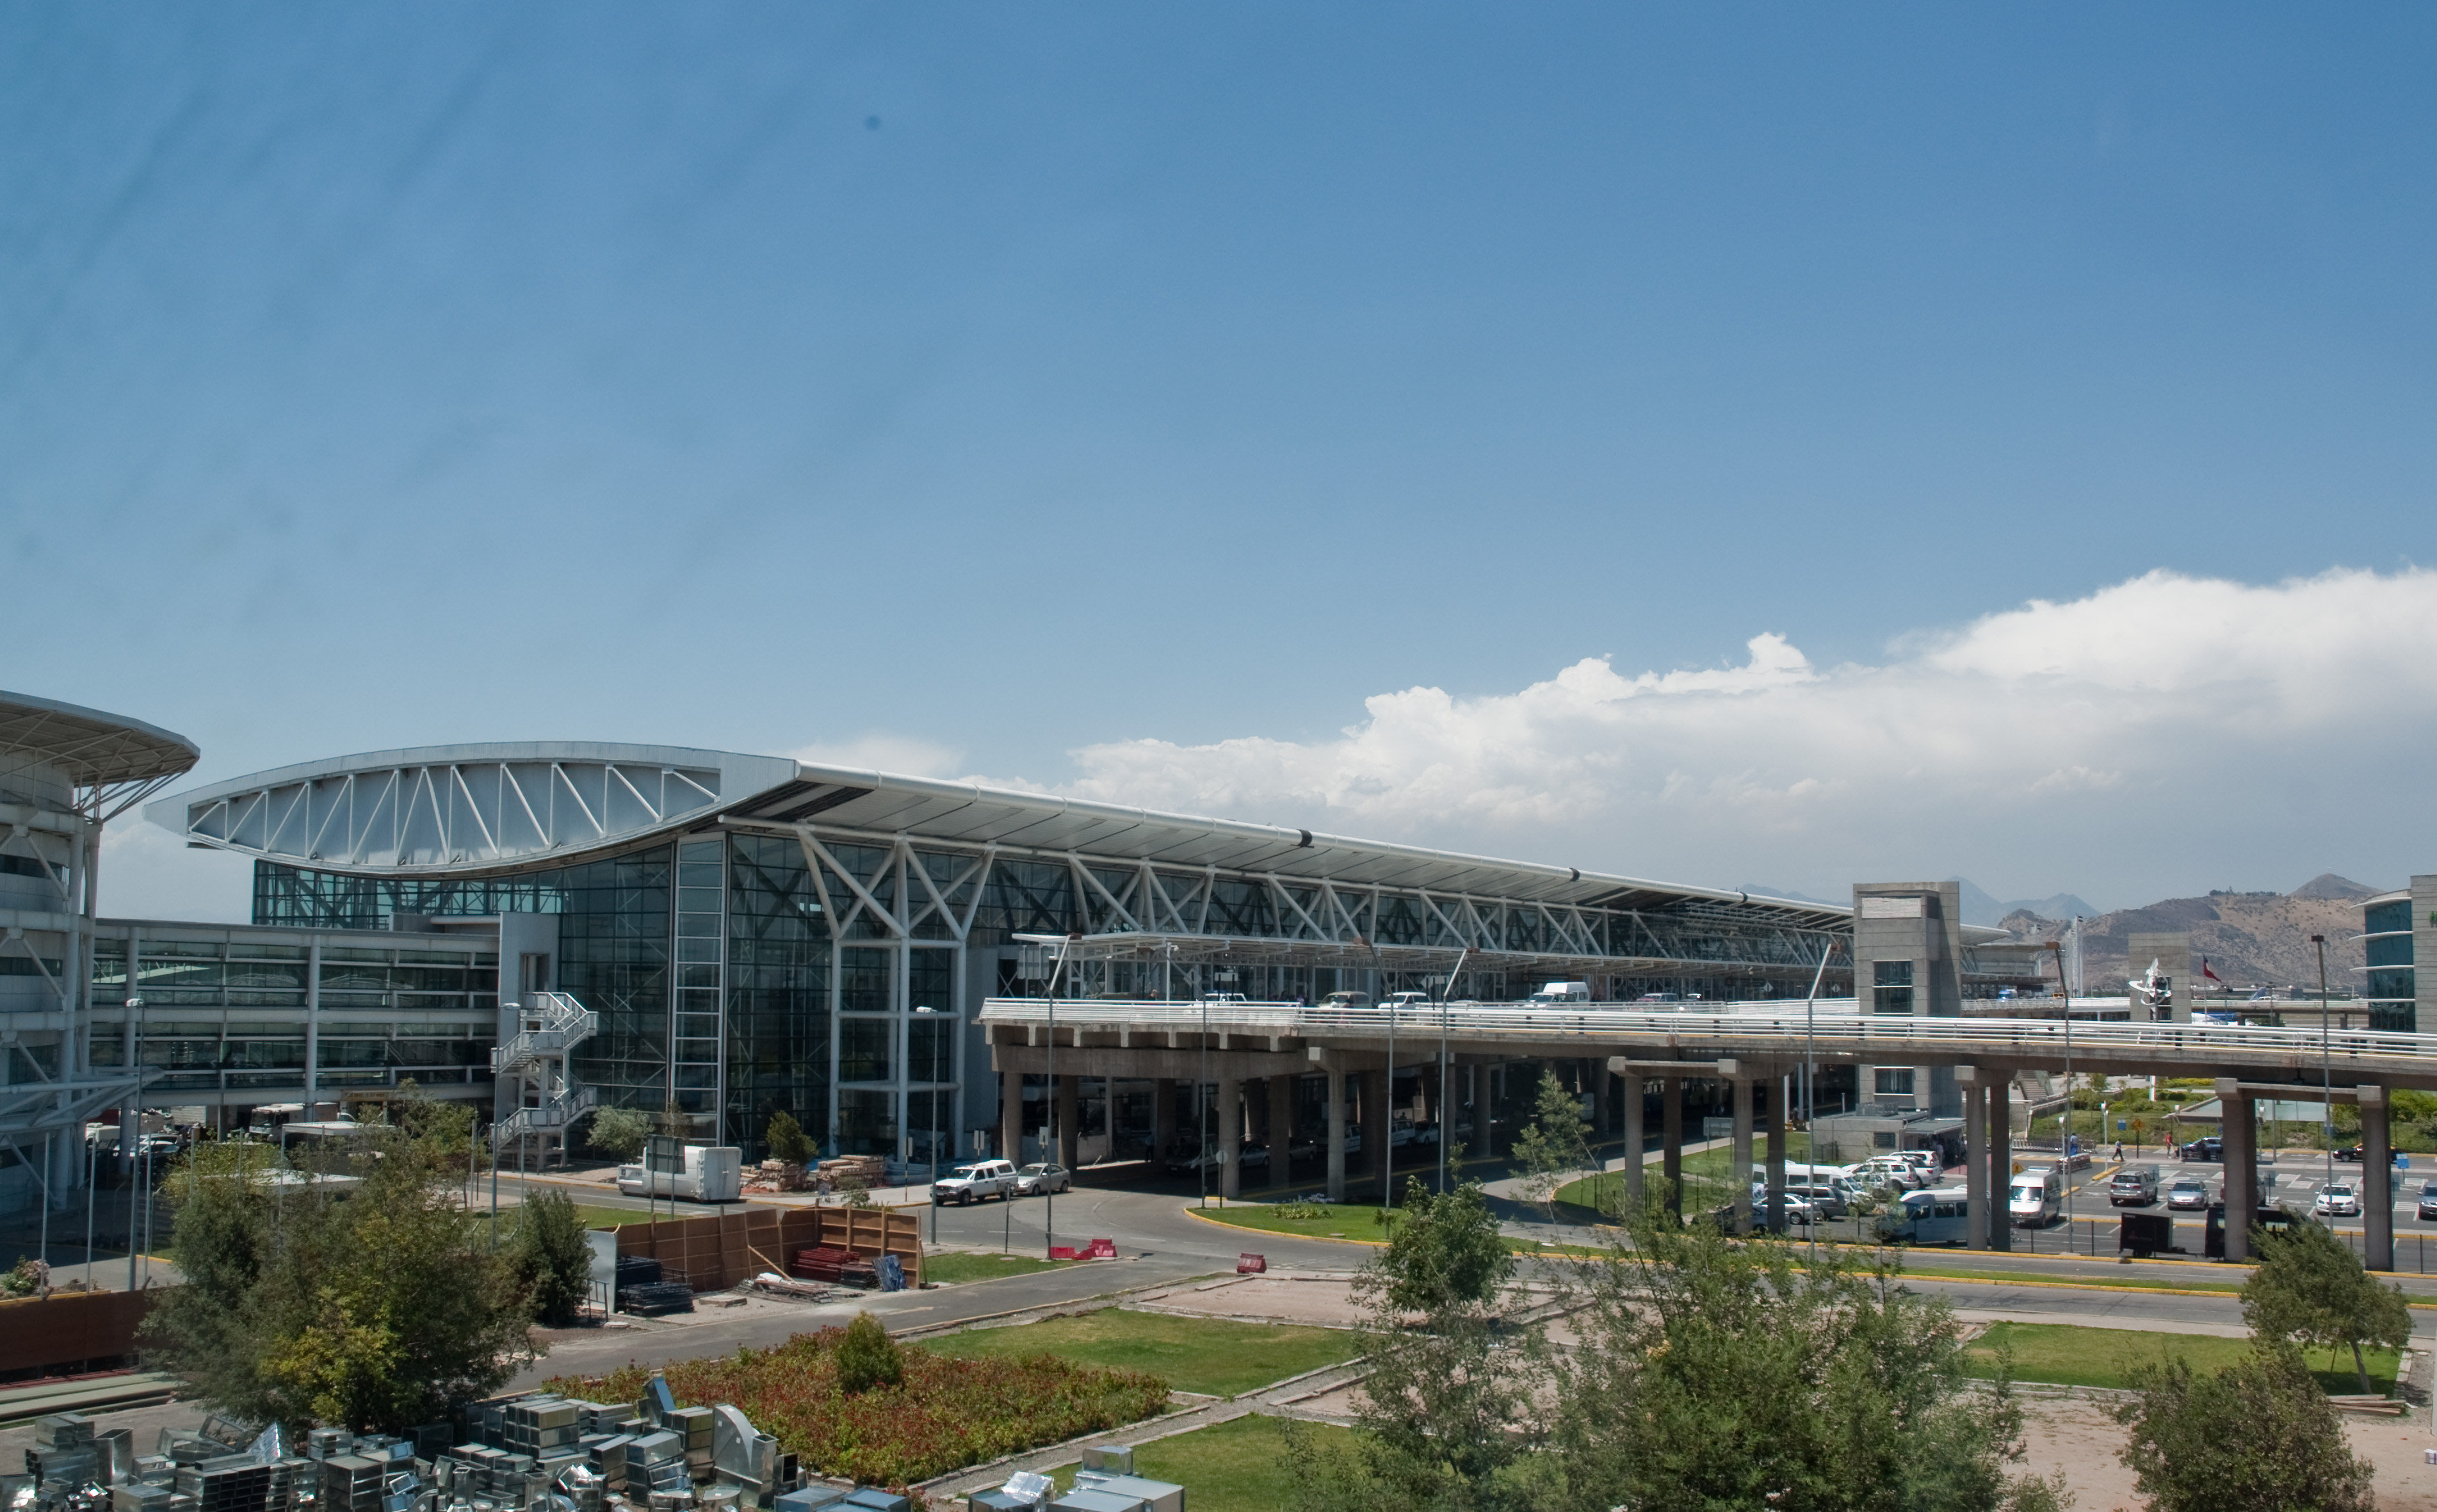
[
  {"left": 2008, "top": 1167, "right": 2064, "bottom": 1227},
  {"left": 1526, "top": 981, "right": 1592, "bottom": 1005},
  {"left": 1880, "top": 1186, "right": 1972, "bottom": 1245}
]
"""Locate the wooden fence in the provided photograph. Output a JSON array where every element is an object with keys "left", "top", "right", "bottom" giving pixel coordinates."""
[
  {"left": 611, "top": 1205, "right": 923, "bottom": 1290},
  {"left": 0, "top": 1289, "right": 156, "bottom": 1377}
]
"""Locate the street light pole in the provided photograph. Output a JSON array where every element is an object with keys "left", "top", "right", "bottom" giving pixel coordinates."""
[
  {"left": 2314, "top": 933, "right": 2332, "bottom": 1189},
  {"left": 2051, "top": 939, "right": 2073, "bottom": 1234},
  {"left": 1438, "top": 947, "right": 1467, "bottom": 1196}
]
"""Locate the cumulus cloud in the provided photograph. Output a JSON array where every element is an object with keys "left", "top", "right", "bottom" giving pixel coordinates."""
[{"left": 1053, "top": 568, "right": 2437, "bottom": 905}]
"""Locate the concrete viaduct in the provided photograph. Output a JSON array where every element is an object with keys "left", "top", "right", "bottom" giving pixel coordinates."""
[{"left": 980, "top": 997, "right": 2437, "bottom": 1269}]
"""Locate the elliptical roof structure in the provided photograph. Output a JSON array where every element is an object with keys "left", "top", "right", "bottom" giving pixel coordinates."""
[{"left": 0, "top": 689, "right": 200, "bottom": 815}]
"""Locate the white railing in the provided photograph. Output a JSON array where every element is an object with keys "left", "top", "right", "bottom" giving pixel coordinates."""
[
  {"left": 490, "top": 990, "right": 599, "bottom": 1077},
  {"left": 496, "top": 1083, "right": 599, "bottom": 1143},
  {"left": 977, "top": 997, "right": 2437, "bottom": 1064}
]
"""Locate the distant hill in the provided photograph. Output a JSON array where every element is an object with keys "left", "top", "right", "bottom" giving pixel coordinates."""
[
  {"left": 1950, "top": 878, "right": 2098, "bottom": 928},
  {"left": 1996, "top": 880, "right": 2377, "bottom": 995}
]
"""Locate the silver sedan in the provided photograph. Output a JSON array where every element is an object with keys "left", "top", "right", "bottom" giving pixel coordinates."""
[{"left": 1015, "top": 1161, "right": 1073, "bottom": 1195}]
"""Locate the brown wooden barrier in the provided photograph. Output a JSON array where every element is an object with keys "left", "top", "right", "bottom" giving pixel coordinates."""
[
  {"left": 611, "top": 1205, "right": 922, "bottom": 1290},
  {"left": 0, "top": 1289, "right": 156, "bottom": 1376}
]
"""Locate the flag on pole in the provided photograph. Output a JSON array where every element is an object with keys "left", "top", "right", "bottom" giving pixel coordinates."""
[{"left": 2198, "top": 958, "right": 2226, "bottom": 988}]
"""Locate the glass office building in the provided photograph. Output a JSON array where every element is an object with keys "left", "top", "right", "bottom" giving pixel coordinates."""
[{"left": 154, "top": 741, "right": 1854, "bottom": 1160}]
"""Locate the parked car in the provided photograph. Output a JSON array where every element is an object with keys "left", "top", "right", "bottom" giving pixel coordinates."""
[
  {"left": 1014, "top": 1161, "right": 1072, "bottom": 1195},
  {"left": 1318, "top": 990, "right": 1373, "bottom": 1009},
  {"left": 1890, "top": 1150, "right": 1942, "bottom": 1181},
  {"left": 932, "top": 1159, "right": 1019, "bottom": 1205},
  {"left": 2183, "top": 1136, "right": 2222, "bottom": 1163},
  {"left": 2417, "top": 1181, "right": 2437, "bottom": 1221},
  {"left": 1787, "top": 1182, "right": 1850, "bottom": 1219},
  {"left": 2009, "top": 1168, "right": 2064, "bottom": 1227},
  {"left": 2313, "top": 1184, "right": 2362, "bottom": 1218},
  {"left": 2336, "top": 1145, "right": 2363, "bottom": 1163},
  {"left": 1238, "top": 1140, "right": 1270, "bottom": 1171},
  {"left": 2166, "top": 1178, "right": 2211, "bottom": 1210},
  {"left": 2109, "top": 1166, "right": 2160, "bottom": 1207},
  {"left": 1858, "top": 1156, "right": 1927, "bottom": 1191}
]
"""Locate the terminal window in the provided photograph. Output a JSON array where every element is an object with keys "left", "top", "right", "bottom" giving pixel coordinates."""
[
  {"left": 1874, "top": 1066, "right": 1916, "bottom": 1097},
  {"left": 1872, "top": 960, "right": 1915, "bottom": 1014}
]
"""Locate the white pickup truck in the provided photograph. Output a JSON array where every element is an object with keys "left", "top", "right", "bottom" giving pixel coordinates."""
[{"left": 932, "top": 1158, "right": 1019, "bottom": 1205}]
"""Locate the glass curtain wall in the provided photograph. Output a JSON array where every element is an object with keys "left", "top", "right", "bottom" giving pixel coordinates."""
[{"left": 725, "top": 834, "right": 829, "bottom": 1157}]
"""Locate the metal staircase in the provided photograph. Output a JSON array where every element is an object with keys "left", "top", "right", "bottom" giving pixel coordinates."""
[{"left": 490, "top": 990, "right": 599, "bottom": 1162}]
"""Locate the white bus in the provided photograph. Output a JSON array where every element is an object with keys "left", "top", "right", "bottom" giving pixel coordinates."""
[{"left": 1877, "top": 1186, "right": 1971, "bottom": 1245}]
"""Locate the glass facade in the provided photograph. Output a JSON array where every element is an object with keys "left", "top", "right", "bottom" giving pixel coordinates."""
[
  {"left": 725, "top": 834, "right": 830, "bottom": 1161},
  {"left": 1872, "top": 960, "right": 1915, "bottom": 1015},
  {"left": 2365, "top": 896, "right": 2415, "bottom": 1033}
]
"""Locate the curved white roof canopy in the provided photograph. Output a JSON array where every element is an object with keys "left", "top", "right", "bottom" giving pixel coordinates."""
[
  {"left": 152, "top": 740, "right": 1850, "bottom": 929},
  {"left": 1, "top": 689, "right": 200, "bottom": 818}
]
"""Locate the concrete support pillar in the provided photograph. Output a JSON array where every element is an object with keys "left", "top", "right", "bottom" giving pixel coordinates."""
[
  {"left": 1591, "top": 1063, "right": 1610, "bottom": 1141},
  {"left": 1985, "top": 1074, "right": 2012, "bottom": 1252},
  {"left": 1325, "top": 1059, "right": 1348, "bottom": 1203},
  {"left": 1152, "top": 1079, "right": 1177, "bottom": 1170},
  {"left": 1056, "top": 1076, "right": 1080, "bottom": 1171},
  {"left": 1662, "top": 1075, "right": 1683, "bottom": 1219},
  {"left": 1364, "top": 1067, "right": 1392, "bottom": 1194},
  {"left": 2217, "top": 1079, "right": 2255, "bottom": 1262},
  {"left": 1730, "top": 1074, "right": 1755, "bottom": 1235},
  {"left": 2363, "top": 1085, "right": 2393, "bottom": 1271},
  {"left": 1621, "top": 1067, "right": 1646, "bottom": 1214},
  {"left": 1218, "top": 1076, "right": 1243, "bottom": 1200},
  {"left": 1268, "top": 1075, "right": 1298, "bottom": 1157},
  {"left": 1765, "top": 1076, "right": 1786, "bottom": 1234},
  {"left": 1472, "top": 1062, "right": 1496, "bottom": 1160},
  {"left": 1000, "top": 1072, "right": 1024, "bottom": 1163},
  {"left": 1962, "top": 1071, "right": 1989, "bottom": 1251}
]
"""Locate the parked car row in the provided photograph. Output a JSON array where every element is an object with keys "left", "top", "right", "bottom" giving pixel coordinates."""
[{"left": 930, "top": 1159, "right": 1073, "bottom": 1204}]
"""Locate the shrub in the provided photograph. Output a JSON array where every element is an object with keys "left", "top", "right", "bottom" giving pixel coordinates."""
[
  {"left": 2116, "top": 1344, "right": 2374, "bottom": 1511},
  {"left": 552, "top": 1326, "right": 1169, "bottom": 1488},
  {"left": 514, "top": 1190, "right": 593, "bottom": 1327},
  {"left": 766, "top": 1111, "right": 816, "bottom": 1167},
  {"left": 835, "top": 1312, "right": 902, "bottom": 1394},
  {"left": 586, "top": 1107, "right": 652, "bottom": 1161}
]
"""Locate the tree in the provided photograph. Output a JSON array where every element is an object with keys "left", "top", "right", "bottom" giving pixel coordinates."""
[
  {"left": 1509, "top": 1069, "right": 1591, "bottom": 1219},
  {"left": 1526, "top": 1193, "right": 2067, "bottom": 1512},
  {"left": 514, "top": 1190, "right": 594, "bottom": 1328},
  {"left": 834, "top": 1312, "right": 902, "bottom": 1394},
  {"left": 1287, "top": 1183, "right": 1532, "bottom": 1512},
  {"left": 586, "top": 1106, "right": 652, "bottom": 1162},
  {"left": 1370, "top": 1178, "right": 1514, "bottom": 1317},
  {"left": 2242, "top": 1218, "right": 2411, "bottom": 1393},
  {"left": 765, "top": 1109, "right": 815, "bottom": 1167},
  {"left": 145, "top": 1093, "right": 533, "bottom": 1432},
  {"left": 2115, "top": 1344, "right": 2373, "bottom": 1511}
]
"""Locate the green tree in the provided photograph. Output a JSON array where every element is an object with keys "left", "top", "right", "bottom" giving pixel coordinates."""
[
  {"left": 1369, "top": 1177, "right": 1512, "bottom": 1317},
  {"left": 2114, "top": 1344, "right": 2374, "bottom": 1511},
  {"left": 1526, "top": 1192, "right": 2066, "bottom": 1512},
  {"left": 2242, "top": 1218, "right": 2411, "bottom": 1393},
  {"left": 145, "top": 1093, "right": 532, "bottom": 1432},
  {"left": 586, "top": 1106, "right": 652, "bottom": 1162},
  {"left": 765, "top": 1109, "right": 815, "bottom": 1166},
  {"left": 834, "top": 1311, "right": 902, "bottom": 1393},
  {"left": 1509, "top": 1069, "right": 1590, "bottom": 1219},
  {"left": 514, "top": 1190, "right": 594, "bottom": 1328}
]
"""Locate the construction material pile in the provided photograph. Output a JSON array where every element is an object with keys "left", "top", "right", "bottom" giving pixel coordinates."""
[
  {"left": 3, "top": 1406, "right": 438, "bottom": 1512},
  {"left": 811, "top": 1158, "right": 882, "bottom": 1193},
  {"left": 964, "top": 1443, "right": 1185, "bottom": 1511},
  {"left": 611, "top": 1257, "right": 693, "bottom": 1316}
]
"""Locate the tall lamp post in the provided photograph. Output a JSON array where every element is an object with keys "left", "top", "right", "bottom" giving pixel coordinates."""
[
  {"left": 1437, "top": 947, "right": 1468, "bottom": 1196},
  {"left": 2313, "top": 933, "right": 2332, "bottom": 1190},
  {"left": 2050, "top": 939, "right": 2074, "bottom": 1235},
  {"left": 1203, "top": 966, "right": 1235, "bottom": 1209},
  {"left": 1020, "top": 935, "right": 1079, "bottom": 1260}
]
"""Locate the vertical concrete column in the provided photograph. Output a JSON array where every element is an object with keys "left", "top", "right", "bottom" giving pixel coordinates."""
[
  {"left": 1765, "top": 1076, "right": 1787, "bottom": 1233},
  {"left": 1662, "top": 1075, "right": 1684, "bottom": 1219},
  {"left": 1617, "top": 1063, "right": 1645, "bottom": 1214},
  {"left": 1590, "top": 1061, "right": 1610, "bottom": 1141},
  {"left": 1962, "top": 1072, "right": 1989, "bottom": 1250},
  {"left": 1471, "top": 1063, "right": 1495, "bottom": 1161},
  {"left": 1364, "top": 1067, "right": 1392, "bottom": 1194},
  {"left": 1152, "top": 1079, "right": 1176, "bottom": 1170},
  {"left": 1985, "top": 1073, "right": 2012, "bottom": 1252},
  {"left": 2219, "top": 1081, "right": 2255, "bottom": 1262},
  {"left": 1730, "top": 1074, "right": 1755, "bottom": 1235},
  {"left": 2362, "top": 1085, "right": 2393, "bottom": 1271},
  {"left": 1324, "top": 1057, "right": 1348, "bottom": 1203},
  {"left": 1000, "top": 1072, "right": 1024, "bottom": 1163},
  {"left": 1056, "top": 1076, "right": 1080, "bottom": 1170},
  {"left": 1218, "top": 1075, "right": 1243, "bottom": 1199},
  {"left": 1269, "top": 1075, "right": 1299, "bottom": 1159}
]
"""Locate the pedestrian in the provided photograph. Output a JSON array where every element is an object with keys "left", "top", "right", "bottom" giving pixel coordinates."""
[{"left": 2114, "top": 1141, "right": 2124, "bottom": 1162}]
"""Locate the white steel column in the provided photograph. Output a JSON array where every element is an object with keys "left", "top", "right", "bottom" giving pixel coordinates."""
[{"left": 304, "top": 938, "right": 322, "bottom": 1108}]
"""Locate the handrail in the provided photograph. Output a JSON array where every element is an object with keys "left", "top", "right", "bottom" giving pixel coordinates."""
[
  {"left": 976, "top": 997, "right": 2437, "bottom": 1063},
  {"left": 491, "top": 990, "right": 599, "bottom": 1076},
  {"left": 497, "top": 1084, "right": 599, "bottom": 1139}
]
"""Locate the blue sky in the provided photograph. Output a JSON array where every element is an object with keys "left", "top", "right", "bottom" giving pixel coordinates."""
[{"left": 9, "top": 6, "right": 2436, "bottom": 919}]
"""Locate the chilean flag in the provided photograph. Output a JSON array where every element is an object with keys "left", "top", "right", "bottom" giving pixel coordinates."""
[{"left": 2198, "top": 958, "right": 2227, "bottom": 989}]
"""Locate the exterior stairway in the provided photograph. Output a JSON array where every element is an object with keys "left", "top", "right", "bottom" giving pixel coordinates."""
[{"left": 490, "top": 990, "right": 599, "bottom": 1151}]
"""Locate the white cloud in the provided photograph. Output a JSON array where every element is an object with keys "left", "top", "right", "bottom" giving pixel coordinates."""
[
  {"left": 793, "top": 734, "right": 967, "bottom": 778},
  {"left": 1053, "top": 568, "right": 2437, "bottom": 905}
]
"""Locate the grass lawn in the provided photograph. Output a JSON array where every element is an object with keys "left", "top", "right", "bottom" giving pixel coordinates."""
[
  {"left": 1040, "top": 1413, "right": 1360, "bottom": 1511},
  {"left": 1190, "top": 1202, "right": 1396, "bottom": 1244},
  {"left": 918, "top": 1308, "right": 1365, "bottom": 1398},
  {"left": 1965, "top": 1322, "right": 2400, "bottom": 1394},
  {"left": 921, "top": 1251, "right": 1072, "bottom": 1285}
]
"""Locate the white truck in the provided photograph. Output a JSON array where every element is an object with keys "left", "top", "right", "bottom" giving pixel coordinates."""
[
  {"left": 1526, "top": 981, "right": 1592, "bottom": 1005},
  {"left": 615, "top": 1144, "right": 744, "bottom": 1203},
  {"left": 931, "top": 1158, "right": 1020, "bottom": 1205}
]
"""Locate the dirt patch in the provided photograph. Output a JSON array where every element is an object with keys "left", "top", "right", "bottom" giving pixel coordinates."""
[{"left": 2016, "top": 1393, "right": 2437, "bottom": 1511}]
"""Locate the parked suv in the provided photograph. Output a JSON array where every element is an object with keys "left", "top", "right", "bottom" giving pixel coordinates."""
[
  {"left": 932, "top": 1159, "right": 1019, "bottom": 1205},
  {"left": 2109, "top": 1166, "right": 2160, "bottom": 1206},
  {"left": 2182, "top": 1136, "right": 2222, "bottom": 1163},
  {"left": 2416, "top": 1181, "right": 2437, "bottom": 1221}
]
